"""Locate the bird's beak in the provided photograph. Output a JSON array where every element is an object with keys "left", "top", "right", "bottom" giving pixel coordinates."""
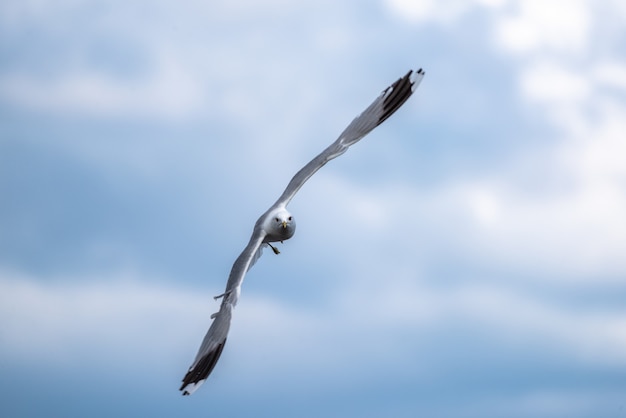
[{"left": 282, "top": 221, "right": 287, "bottom": 229}]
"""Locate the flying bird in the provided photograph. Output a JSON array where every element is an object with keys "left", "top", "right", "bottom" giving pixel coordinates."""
[{"left": 180, "top": 68, "right": 425, "bottom": 395}]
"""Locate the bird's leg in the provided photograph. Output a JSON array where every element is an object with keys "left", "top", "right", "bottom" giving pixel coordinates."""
[{"left": 267, "top": 242, "right": 281, "bottom": 255}]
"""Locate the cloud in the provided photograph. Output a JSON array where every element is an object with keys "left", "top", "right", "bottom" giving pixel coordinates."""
[
  {"left": 299, "top": 158, "right": 626, "bottom": 281},
  {"left": 384, "top": 0, "right": 506, "bottom": 24},
  {"left": 2, "top": 268, "right": 625, "bottom": 388},
  {"left": 493, "top": 0, "right": 591, "bottom": 55},
  {"left": 0, "top": 0, "right": 329, "bottom": 122},
  {"left": 519, "top": 60, "right": 591, "bottom": 105},
  {"left": 386, "top": 0, "right": 594, "bottom": 58},
  {"left": 0, "top": 271, "right": 208, "bottom": 369},
  {"left": 384, "top": 0, "right": 470, "bottom": 23},
  {"left": 593, "top": 60, "right": 626, "bottom": 90},
  {"left": 0, "top": 49, "right": 205, "bottom": 120}
]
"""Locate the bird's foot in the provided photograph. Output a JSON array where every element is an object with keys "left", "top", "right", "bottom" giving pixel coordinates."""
[{"left": 267, "top": 242, "right": 280, "bottom": 255}]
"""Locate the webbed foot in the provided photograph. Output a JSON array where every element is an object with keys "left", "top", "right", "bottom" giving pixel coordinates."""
[{"left": 267, "top": 242, "right": 281, "bottom": 254}]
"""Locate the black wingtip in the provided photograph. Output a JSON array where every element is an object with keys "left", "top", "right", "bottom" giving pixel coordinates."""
[
  {"left": 378, "top": 69, "right": 421, "bottom": 125},
  {"left": 180, "top": 339, "right": 228, "bottom": 395}
]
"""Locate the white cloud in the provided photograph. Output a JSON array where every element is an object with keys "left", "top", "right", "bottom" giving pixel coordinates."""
[
  {"left": 494, "top": 0, "right": 591, "bottom": 55},
  {"left": 593, "top": 61, "right": 626, "bottom": 90},
  {"left": 384, "top": 0, "right": 508, "bottom": 24},
  {"left": 441, "top": 178, "right": 626, "bottom": 279},
  {"left": 0, "top": 271, "right": 209, "bottom": 368},
  {"left": 439, "top": 285, "right": 626, "bottom": 365},
  {"left": 306, "top": 160, "right": 626, "bottom": 280},
  {"left": 519, "top": 60, "right": 591, "bottom": 104},
  {"left": 0, "top": 0, "right": 325, "bottom": 122},
  {"left": 384, "top": 0, "right": 478, "bottom": 24},
  {"left": 238, "top": 275, "right": 626, "bottom": 377},
  {"left": 464, "top": 184, "right": 503, "bottom": 227},
  {"left": 572, "top": 99, "right": 626, "bottom": 184},
  {"left": 0, "top": 49, "right": 206, "bottom": 120},
  {"left": 2, "top": 268, "right": 624, "bottom": 386}
]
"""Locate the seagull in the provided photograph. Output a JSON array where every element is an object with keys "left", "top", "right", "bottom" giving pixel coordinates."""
[{"left": 180, "top": 68, "right": 425, "bottom": 395}]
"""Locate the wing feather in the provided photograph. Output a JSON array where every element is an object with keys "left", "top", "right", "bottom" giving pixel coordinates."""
[
  {"left": 180, "top": 229, "right": 266, "bottom": 395},
  {"left": 273, "top": 68, "right": 425, "bottom": 208}
]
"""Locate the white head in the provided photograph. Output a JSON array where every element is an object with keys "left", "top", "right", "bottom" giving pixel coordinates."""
[{"left": 264, "top": 207, "right": 296, "bottom": 241}]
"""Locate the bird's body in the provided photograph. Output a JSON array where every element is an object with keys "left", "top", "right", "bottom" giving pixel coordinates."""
[{"left": 180, "top": 68, "right": 425, "bottom": 395}]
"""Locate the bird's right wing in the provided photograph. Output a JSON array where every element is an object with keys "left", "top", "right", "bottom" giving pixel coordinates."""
[
  {"left": 273, "top": 68, "right": 425, "bottom": 208},
  {"left": 180, "top": 228, "right": 266, "bottom": 395}
]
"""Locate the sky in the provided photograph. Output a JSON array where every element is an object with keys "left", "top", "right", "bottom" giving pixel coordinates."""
[{"left": 1, "top": 0, "right": 626, "bottom": 417}]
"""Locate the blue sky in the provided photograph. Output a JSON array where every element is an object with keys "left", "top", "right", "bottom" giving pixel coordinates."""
[{"left": 2, "top": 0, "right": 626, "bottom": 416}]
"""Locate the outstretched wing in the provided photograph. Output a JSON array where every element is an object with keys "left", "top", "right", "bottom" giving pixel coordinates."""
[
  {"left": 273, "top": 68, "right": 425, "bottom": 208},
  {"left": 180, "top": 229, "right": 266, "bottom": 395}
]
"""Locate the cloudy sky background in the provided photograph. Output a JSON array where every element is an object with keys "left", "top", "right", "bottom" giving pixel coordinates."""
[{"left": 2, "top": 0, "right": 626, "bottom": 416}]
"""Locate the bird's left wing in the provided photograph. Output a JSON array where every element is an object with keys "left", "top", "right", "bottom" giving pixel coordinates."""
[
  {"left": 180, "top": 228, "right": 266, "bottom": 395},
  {"left": 273, "top": 68, "right": 425, "bottom": 208}
]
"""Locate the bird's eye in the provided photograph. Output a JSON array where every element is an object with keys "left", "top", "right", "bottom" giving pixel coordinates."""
[
  {"left": 288, "top": 216, "right": 292, "bottom": 221},
  {"left": 275, "top": 217, "right": 280, "bottom": 222}
]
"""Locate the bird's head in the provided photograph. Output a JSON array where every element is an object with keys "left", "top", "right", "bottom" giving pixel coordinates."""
[{"left": 267, "top": 208, "right": 296, "bottom": 240}]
